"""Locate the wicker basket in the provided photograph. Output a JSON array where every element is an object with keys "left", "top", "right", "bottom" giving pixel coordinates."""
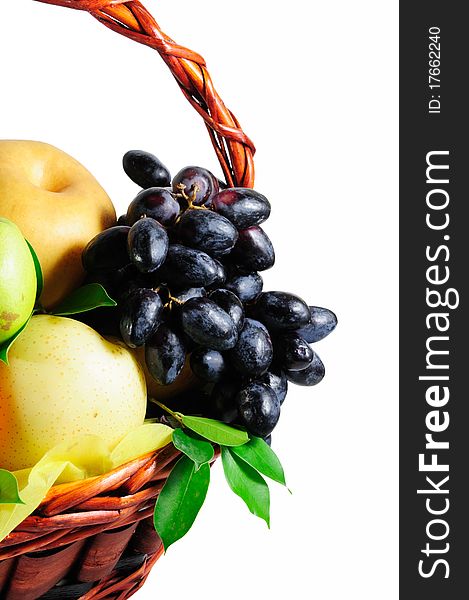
[{"left": 1, "top": 1, "right": 256, "bottom": 598}]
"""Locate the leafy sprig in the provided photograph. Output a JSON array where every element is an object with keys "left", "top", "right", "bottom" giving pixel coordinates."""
[
  {"left": 0, "top": 469, "right": 24, "bottom": 505},
  {"left": 50, "top": 283, "right": 116, "bottom": 316},
  {"left": 172, "top": 429, "right": 214, "bottom": 471},
  {"left": 26, "top": 241, "right": 43, "bottom": 300},
  {"left": 152, "top": 402, "right": 288, "bottom": 551}
]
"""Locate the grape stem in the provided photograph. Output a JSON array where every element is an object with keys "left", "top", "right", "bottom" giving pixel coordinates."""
[
  {"left": 175, "top": 182, "right": 207, "bottom": 210},
  {"left": 161, "top": 288, "right": 184, "bottom": 311},
  {"left": 167, "top": 294, "right": 184, "bottom": 306},
  {"left": 150, "top": 399, "right": 184, "bottom": 424}
]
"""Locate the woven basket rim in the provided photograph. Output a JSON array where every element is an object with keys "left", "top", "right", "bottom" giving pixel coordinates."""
[
  {"left": 0, "top": 443, "right": 182, "bottom": 556},
  {"left": 39, "top": 446, "right": 168, "bottom": 508}
]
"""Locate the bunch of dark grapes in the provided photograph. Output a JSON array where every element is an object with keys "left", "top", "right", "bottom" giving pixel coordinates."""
[{"left": 81, "top": 150, "right": 337, "bottom": 444}]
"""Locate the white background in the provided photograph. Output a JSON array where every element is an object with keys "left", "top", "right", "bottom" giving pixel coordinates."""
[{"left": 1, "top": 1, "right": 398, "bottom": 598}]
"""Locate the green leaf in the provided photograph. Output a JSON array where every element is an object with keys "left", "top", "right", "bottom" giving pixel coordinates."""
[
  {"left": 221, "top": 447, "right": 270, "bottom": 527},
  {"left": 154, "top": 455, "right": 210, "bottom": 551},
  {"left": 172, "top": 428, "right": 214, "bottom": 471},
  {"left": 0, "top": 316, "right": 31, "bottom": 365},
  {"left": 0, "top": 469, "right": 25, "bottom": 504},
  {"left": 26, "top": 240, "right": 43, "bottom": 299},
  {"left": 231, "top": 436, "right": 286, "bottom": 486},
  {"left": 52, "top": 283, "right": 117, "bottom": 316},
  {"left": 182, "top": 416, "right": 249, "bottom": 447}
]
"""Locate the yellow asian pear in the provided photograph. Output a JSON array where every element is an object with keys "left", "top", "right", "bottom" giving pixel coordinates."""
[
  {"left": 0, "top": 315, "right": 147, "bottom": 471},
  {"left": 0, "top": 140, "right": 116, "bottom": 309}
]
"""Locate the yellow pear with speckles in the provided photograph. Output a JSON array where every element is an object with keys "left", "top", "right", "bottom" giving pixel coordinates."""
[
  {"left": 0, "top": 140, "right": 116, "bottom": 309},
  {"left": 0, "top": 315, "right": 147, "bottom": 471}
]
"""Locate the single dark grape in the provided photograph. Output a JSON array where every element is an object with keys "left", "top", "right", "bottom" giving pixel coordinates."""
[
  {"left": 209, "top": 289, "right": 245, "bottom": 332},
  {"left": 190, "top": 348, "right": 229, "bottom": 382},
  {"left": 263, "top": 435, "right": 272, "bottom": 447},
  {"left": 274, "top": 332, "right": 313, "bottom": 371},
  {"left": 126, "top": 187, "right": 180, "bottom": 227},
  {"left": 211, "top": 188, "right": 271, "bottom": 229},
  {"left": 285, "top": 351, "right": 325, "bottom": 386},
  {"left": 127, "top": 217, "right": 169, "bottom": 273},
  {"left": 177, "top": 209, "right": 238, "bottom": 256},
  {"left": 181, "top": 297, "right": 238, "bottom": 351},
  {"left": 82, "top": 226, "right": 130, "bottom": 273},
  {"left": 123, "top": 150, "right": 171, "bottom": 188},
  {"left": 231, "top": 226, "right": 275, "bottom": 271},
  {"left": 295, "top": 306, "right": 338, "bottom": 343},
  {"left": 227, "top": 318, "right": 273, "bottom": 377},
  {"left": 206, "top": 259, "right": 227, "bottom": 291},
  {"left": 236, "top": 382, "right": 280, "bottom": 438},
  {"left": 165, "top": 309, "right": 198, "bottom": 353},
  {"left": 172, "top": 166, "right": 219, "bottom": 206},
  {"left": 258, "top": 370, "right": 288, "bottom": 405},
  {"left": 225, "top": 270, "right": 263, "bottom": 303},
  {"left": 252, "top": 291, "right": 311, "bottom": 331},
  {"left": 145, "top": 325, "right": 186, "bottom": 385},
  {"left": 210, "top": 380, "right": 240, "bottom": 423},
  {"left": 157, "top": 244, "right": 219, "bottom": 288},
  {"left": 117, "top": 214, "right": 128, "bottom": 226},
  {"left": 119, "top": 288, "right": 163, "bottom": 348}
]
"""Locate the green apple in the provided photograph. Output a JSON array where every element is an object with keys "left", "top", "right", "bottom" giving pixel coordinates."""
[
  {"left": 0, "top": 315, "right": 147, "bottom": 471},
  {"left": 0, "top": 217, "right": 37, "bottom": 345}
]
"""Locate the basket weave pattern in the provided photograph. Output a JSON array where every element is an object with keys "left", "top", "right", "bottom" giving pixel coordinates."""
[
  {"left": 0, "top": 446, "right": 181, "bottom": 599},
  {"left": 2, "top": 1, "right": 255, "bottom": 598}
]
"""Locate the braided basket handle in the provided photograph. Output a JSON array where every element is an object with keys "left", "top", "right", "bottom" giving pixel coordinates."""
[{"left": 34, "top": 0, "right": 256, "bottom": 188}]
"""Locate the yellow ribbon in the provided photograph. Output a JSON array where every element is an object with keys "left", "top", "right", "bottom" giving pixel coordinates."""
[{"left": 0, "top": 422, "right": 172, "bottom": 543}]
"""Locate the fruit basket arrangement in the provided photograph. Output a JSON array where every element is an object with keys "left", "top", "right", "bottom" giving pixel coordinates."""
[{"left": 0, "top": 1, "right": 337, "bottom": 599}]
